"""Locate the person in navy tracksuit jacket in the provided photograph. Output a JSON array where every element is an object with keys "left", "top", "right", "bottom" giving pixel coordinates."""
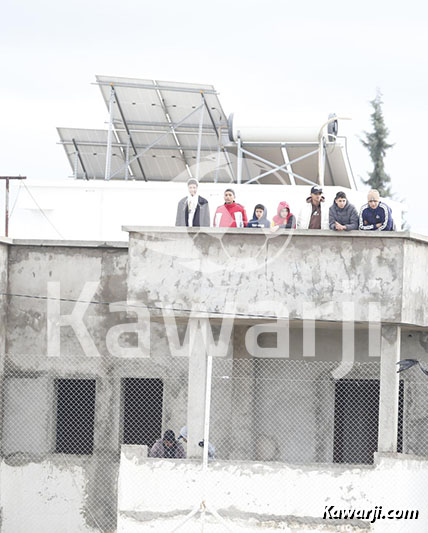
[{"left": 359, "top": 189, "right": 394, "bottom": 231}]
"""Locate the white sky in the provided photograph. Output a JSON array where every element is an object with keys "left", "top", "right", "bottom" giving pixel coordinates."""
[{"left": 1, "top": 0, "right": 428, "bottom": 232}]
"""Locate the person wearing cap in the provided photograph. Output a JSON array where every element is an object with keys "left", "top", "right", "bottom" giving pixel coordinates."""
[
  {"left": 178, "top": 425, "right": 216, "bottom": 460},
  {"left": 297, "top": 186, "right": 329, "bottom": 229},
  {"left": 213, "top": 189, "right": 248, "bottom": 228},
  {"left": 175, "top": 178, "right": 210, "bottom": 227},
  {"left": 149, "top": 429, "right": 186, "bottom": 459},
  {"left": 270, "top": 201, "right": 296, "bottom": 232},
  {"left": 359, "top": 189, "right": 394, "bottom": 231},
  {"left": 329, "top": 191, "right": 359, "bottom": 231},
  {"left": 247, "top": 204, "right": 270, "bottom": 228}
]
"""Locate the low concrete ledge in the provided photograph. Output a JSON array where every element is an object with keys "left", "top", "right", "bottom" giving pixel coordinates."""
[
  {"left": 11, "top": 238, "right": 128, "bottom": 248},
  {"left": 118, "top": 448, "right": 428, "bottom": 532}
]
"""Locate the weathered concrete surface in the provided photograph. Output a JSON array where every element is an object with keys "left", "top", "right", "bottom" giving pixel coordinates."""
[
  {"left": 125, "top": 228, "right": 428, "bottom": 326},
  {"left": 0, "top": 458, "right": 99, "bottom": 533},
  {"left": 0, "top": 240, "right": 8, "bottom": 356},
  {"left": 117, "top": 449, "right": 428, "bottom": 533},
  {"left": 2, "top": 242, "right": 192, "bottom": 532},
  {"left": 118, "top": 512, "right": 370, "bottom": 532},
  {"left": 402, "top": 239, "right": 428, "bottom": 326},
  {"left": 0, "top": 240, "right": 10, "bottom": 461},
  {"left": 1, "top": 235, "right": 428, "bottom": 532}
]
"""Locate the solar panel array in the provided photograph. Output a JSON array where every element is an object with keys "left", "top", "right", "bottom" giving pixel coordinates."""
[
  {"left": 58, "top": 76, "right": 233, "bottom": 182},
  {"left": 57, "top": 75, "right": 355, "bottom": 188}
]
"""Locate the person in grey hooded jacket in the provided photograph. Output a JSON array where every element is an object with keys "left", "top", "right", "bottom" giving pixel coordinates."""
[{"left": 329, "top": 191, "right": 359, "bottom": 231}]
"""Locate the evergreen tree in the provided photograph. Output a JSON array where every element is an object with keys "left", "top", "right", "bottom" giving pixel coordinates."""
[{"left": 360, "top": 90, "right": 394, "bottom": 197}]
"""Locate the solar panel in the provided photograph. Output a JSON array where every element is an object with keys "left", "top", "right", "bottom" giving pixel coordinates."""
[
  {"left": 90, "top": 75, "right": 229, "bottom": 181},
  {"left": 57, "top": 128, "right": 128, "bottom": 179}
]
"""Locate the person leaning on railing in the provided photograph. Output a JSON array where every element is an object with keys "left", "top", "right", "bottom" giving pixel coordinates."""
[
  {"left": 270, "top": 201, "right": 296, "bottom": 232},
  {"left": 247, "top": 204, "right": 270, "bottom": 228},
  {"left": 329, "top": 191, "right": 359, "bottom": 231},
  {"left": 297, "top": 186, "right": 329, "bottom": 229},
  {"left": 213, "top": 188, "right": 248, "bottom": 228},
  {"left": 359, "top": 189, "right": 394, "bottom": 231}
]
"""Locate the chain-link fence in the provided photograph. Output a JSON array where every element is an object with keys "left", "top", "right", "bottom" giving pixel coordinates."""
[{"left": 2, "top": 355, "right": 428, "bottom": 532}]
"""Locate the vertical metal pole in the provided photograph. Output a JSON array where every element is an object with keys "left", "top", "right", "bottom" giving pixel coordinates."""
[
  {"left": 202, "top": 354, "right": 213, "bottom": 471},
  {"left": 195, "top": 93, "right": 205, "bottom": 180},
  {"left": 200, "top": 352, "right": 213, "bottom": 533},
  {"left": 105, "top": 84, "right": 114, "bottom": 181},
  {"left": 5, "top": 178, "right": 9, "bottom": 237},
  {"left": 318, "top": 135, "right": 326, "bottom": 187},
  {"left": 125, "top": 135, "right": 131, "bottom": 181},
  {"left": 73, "top": 149, "right": 79, "bottom": 179},
  {"left": 237, "top": 133, "right": 243, "bottom": 184},
  {"left": 214, "top": 142, "right": 221, "bottom": 184}
]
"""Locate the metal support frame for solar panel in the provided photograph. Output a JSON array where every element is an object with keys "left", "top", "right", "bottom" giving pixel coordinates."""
[
  {"left": 201, "top": 91, "right": 235, "bottom": 182},
  {"left": 109, "top": 85, "right": 147, "bottom": 181},
  {"left": 72, "top": 138, "right": 88, "bottom": 180},
  {"left": 153, "top": 80, "right": 194, "bottom": 178},
  {"left": 234, "top": 139, "right": 356, "bottom": 188},
  {"left": 240, "top": 142, "right": 320, "bottom": 186},
  {"left": 95, "top": 75, "right": 234, "bottom": 182}
]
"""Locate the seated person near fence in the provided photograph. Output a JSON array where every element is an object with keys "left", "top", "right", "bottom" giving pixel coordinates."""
[
  {"left": 359, "top": 189, "right": 394, "bottom": 231},
  {"left": 149, "top": 430, "right": 186, "bottom": 459},
  {"left": 297, "top": 185, "right": 329, "bottom": 229},
  {"left": 213, "top": 189, "right": 248, "bottom": 228},
  {"left": 329, "top": 191, "right": 359, "bottom": 231},
  {"left": 247, "top": 204, "right": 270, "bottom": 228},
  {"left": 270, "top": 201, "right": 296, "bottom": 232},
  {"left": 178, "top": 426, "right": 216, "bottom": 460}
]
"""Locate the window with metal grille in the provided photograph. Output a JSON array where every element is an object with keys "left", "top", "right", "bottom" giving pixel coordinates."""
[
  {"left": 122, "top": 378, "right": 163, "bottom": 448},
  {"left": 333, "top": 379, "right": 403, "bottom": 464},
  {"left": 55, "top": 379, "right": 96, "bottom": 454}
]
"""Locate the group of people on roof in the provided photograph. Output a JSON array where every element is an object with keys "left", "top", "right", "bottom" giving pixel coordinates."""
[{"left": 175, "top": 178, "right": 394, "bottom": 232}]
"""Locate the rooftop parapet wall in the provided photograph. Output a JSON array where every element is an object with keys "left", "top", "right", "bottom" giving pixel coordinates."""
[{"left": 125, "top": 228, "right": 428, "bottom": 328}]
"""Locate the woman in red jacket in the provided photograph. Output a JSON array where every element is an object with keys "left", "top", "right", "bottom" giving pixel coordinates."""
[{"left": 213, "top": 189, "right": 248, "bottom": 228}]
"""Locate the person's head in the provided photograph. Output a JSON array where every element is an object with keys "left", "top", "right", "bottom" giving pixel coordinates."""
[
  {"left": 280, "top": 207, "right": 289, "bottom": 218},
  {"left": 254, "top": 204, "right": 265, "bottom": 220},
  {"left": 334, "top": 191, "right": 347, "bottom": 209},
  {"left": 367, "top": 189, "right": 380, "bottom": 209},
  {"left": 187, "top": 178, "right": 198, "bottom": 197},
  {"left": 310, "top": 185, "right": 323, "bottom": 205},
  {"left": 277, "top": 201, "right": 290, "bottom": 219},
  {"left": 163, "top": 430, "right": 176, "bottom": 448},
  {"left": 224, "top": 188, "right": 235, "bottom": 204},
  {"left": 179, "top": 426, "right": 188, "bottom": 443}
]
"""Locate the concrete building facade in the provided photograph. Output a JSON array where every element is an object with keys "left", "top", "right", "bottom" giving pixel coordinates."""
[{"left": 1, "top": 230, "right": 428, "bottom": 531}]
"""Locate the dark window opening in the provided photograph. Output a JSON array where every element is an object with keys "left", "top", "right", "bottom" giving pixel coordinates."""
[
  {"left": 122, "top": 378, "right": 163, "bottom": 448},
  {"left": 333, "top": 379, "right": 403, "bottom": 464},
  {"left": 55, "top": 379, "right": 96, "bottom": 454}
]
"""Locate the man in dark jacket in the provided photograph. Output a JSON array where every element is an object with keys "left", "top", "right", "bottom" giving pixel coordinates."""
[
  {"left": 359, "top": 189, "right": 394, "bottom": 231},
  {"left": 175, "top": 179, "right": 210, "bottom": 227},
  {"left": 329, "top": 191, "right": 359, "bottom": 231},
  {"left": 149, "top": 430, "right": 186, "bottom": 459}
]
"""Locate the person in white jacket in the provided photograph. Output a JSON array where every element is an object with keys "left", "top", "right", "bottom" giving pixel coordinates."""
[{"left": 297, "top": 185, "right": 329, "bottom": 229}]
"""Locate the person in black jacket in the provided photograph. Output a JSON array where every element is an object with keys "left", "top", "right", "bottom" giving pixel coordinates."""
[
  {"left": 175, "top": 179, "right": 210, "bottom": 227},
  {"left": 247, "top": 204, "right": 270, "bottom": 228},
  {"left": 329, "top": 191, "right": 359, "bottom": 231}
]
